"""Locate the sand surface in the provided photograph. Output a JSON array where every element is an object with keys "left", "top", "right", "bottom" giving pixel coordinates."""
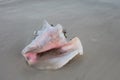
[{"left": 0, "top": 0, "right": 120, "bottom": 80}]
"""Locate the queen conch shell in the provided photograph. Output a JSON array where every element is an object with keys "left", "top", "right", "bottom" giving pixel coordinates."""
[{"left": 22, "top": 20, "right": 83, "bottom": 70}]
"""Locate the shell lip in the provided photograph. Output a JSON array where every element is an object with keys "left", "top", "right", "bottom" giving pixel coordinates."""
[{"left": 23, "top": 37, "right": 83, "bottom": 66}]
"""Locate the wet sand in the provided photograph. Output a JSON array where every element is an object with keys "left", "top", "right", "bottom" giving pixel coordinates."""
[{"left": 0, "top": 0, "right": 120, "bottom": 80}]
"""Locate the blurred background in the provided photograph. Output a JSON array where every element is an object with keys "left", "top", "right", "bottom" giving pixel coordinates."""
[{"left": 0, "top": 0, "right": 120, "bottom": 80}]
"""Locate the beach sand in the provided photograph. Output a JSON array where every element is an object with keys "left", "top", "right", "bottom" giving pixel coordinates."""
[{"left": 0, "top": 0, "right": 120, "bottom": 80}]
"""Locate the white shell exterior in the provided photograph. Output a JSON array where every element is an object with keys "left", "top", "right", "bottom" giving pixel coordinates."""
[{"left": 22, "top": 20, "right": 83, "bottom": 70}]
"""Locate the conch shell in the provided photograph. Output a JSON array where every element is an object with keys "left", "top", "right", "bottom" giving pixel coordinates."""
[{"left": 22, "top": 21, "right": 83, "bottom": 70}]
